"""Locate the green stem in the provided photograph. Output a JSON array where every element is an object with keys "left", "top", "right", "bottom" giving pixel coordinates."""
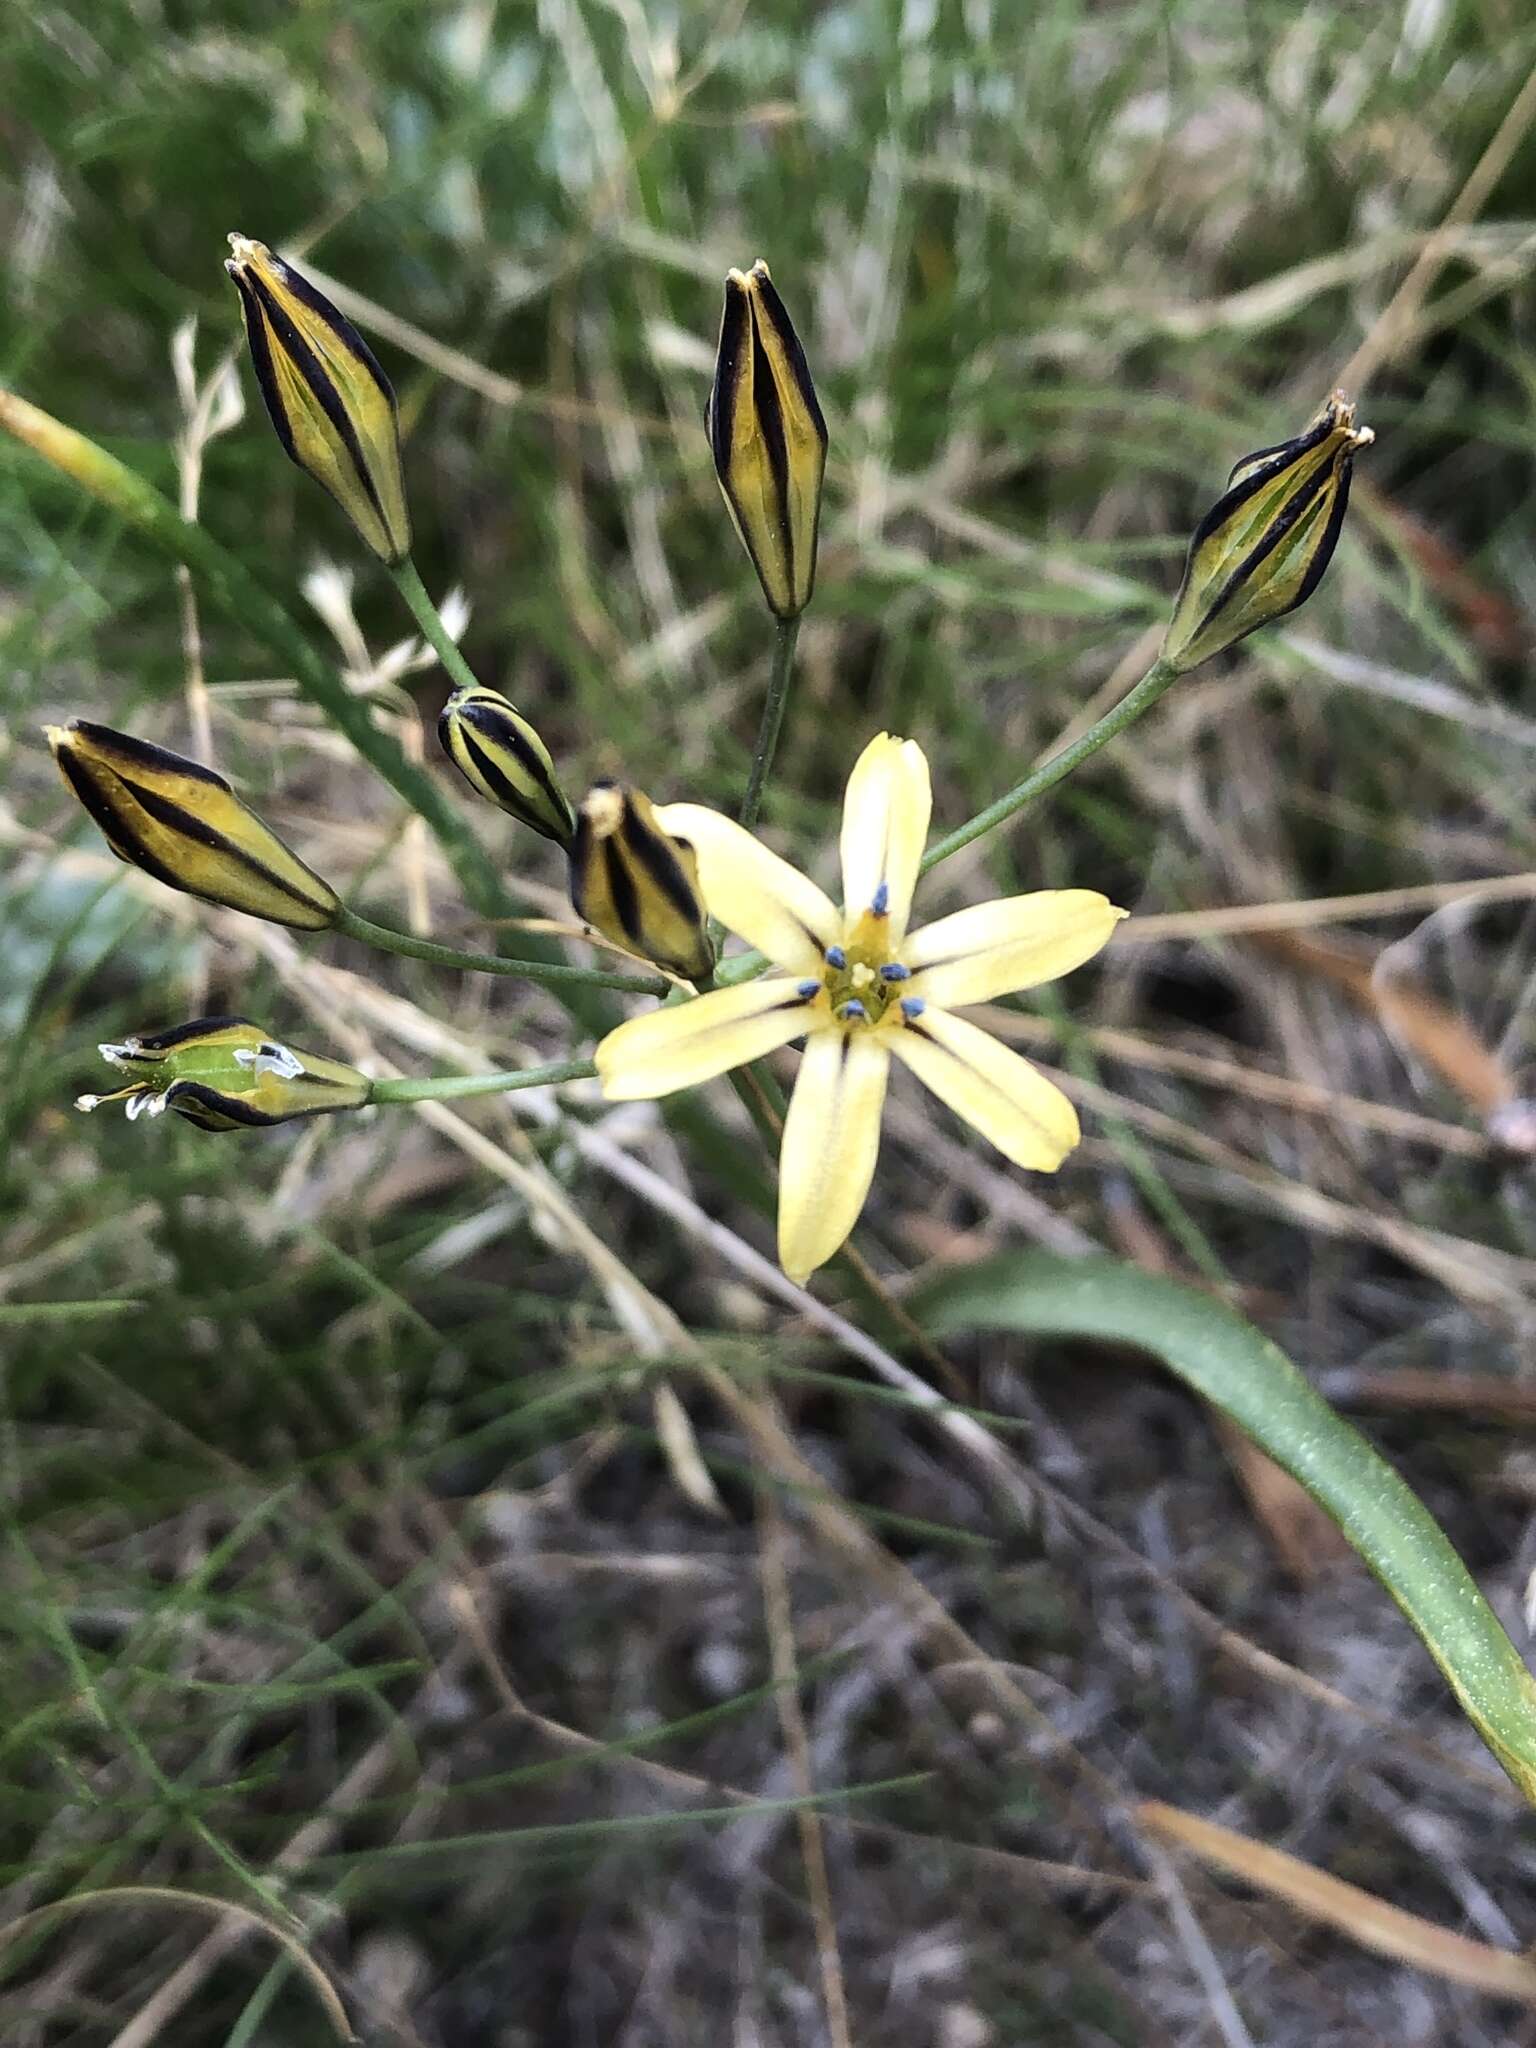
[
  {"left": 389, "top": 557, "right": 484, "bottom": 697},
  {"left": 739, "top": 616, "right": 801, "bottom": 832},
  {"left": 919, "top": 655, "right": 1179, "bottom": 873},
  {"left": 334, "top": 906, "right": 668, "bottom": 996},
  {"left": 371, "top": 1058, "right": 596, "bottom": 1105}
]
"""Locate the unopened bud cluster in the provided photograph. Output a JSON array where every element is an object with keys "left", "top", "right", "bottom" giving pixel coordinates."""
[{"left": 45, "top": 235, "right": 1371, "bottom": 1146}]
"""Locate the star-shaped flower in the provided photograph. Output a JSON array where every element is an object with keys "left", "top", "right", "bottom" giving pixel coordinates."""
[{"left": 596, "top": 734, "right": 1125, "bottom": 1282}]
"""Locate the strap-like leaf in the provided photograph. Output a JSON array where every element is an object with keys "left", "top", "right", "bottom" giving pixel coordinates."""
[{"left": 915, "top": 1251, "right": 1536, "bottom": 1806}]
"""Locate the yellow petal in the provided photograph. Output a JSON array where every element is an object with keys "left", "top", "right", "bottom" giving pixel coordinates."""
[
  {"left": 654, "top": 801, "right": 840, "bottom": 974},
  {"left": 777, "top": 1028, "right": 890, "bottom": 1284},
  {"left": 838, "top": 733, "right": 931, "bottom": 943},
  {"left": 904, "top": 891, "right": 1125, "bottom": 1009},
  {"left": 890, "top": 1006, "right": 1079, "bottom": 1169},
  {"left": 596, "top": 979, "right": 813, "bottom": 1100}
]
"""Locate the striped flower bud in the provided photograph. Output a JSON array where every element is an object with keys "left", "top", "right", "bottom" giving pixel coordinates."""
[
  {"left": 47, "top": 720, "right": 339, "bottom": 930},
  {"left": 569, "top": 782, "right": 715, "bottom": 983},
  {"left": 76, "top": 1017, "right": 372, "bottom": 1131},
  {"left": 438, "top": 684, "right": 575, "bottom": 848},
  {"left": 224, "top": 233, "right": 411, "bottom": 564},
  {"left": 1162, "top": 390, "right": 1374, "bottom": 674},
  {"left": 707, "top": 259, "right": 828, "bottom": 620}
]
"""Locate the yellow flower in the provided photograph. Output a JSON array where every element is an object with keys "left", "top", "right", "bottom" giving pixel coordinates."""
[
  {"left": 596, "top": 734, "right": 1124, "bottom": 1282},
  {"left": 707, "top": 259, "right": 828, "bottom": 620},
  {"left": 225, "top": 233, "right": 411, "bottom": 564}
]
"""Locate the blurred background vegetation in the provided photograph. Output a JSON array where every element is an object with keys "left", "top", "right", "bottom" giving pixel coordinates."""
[{"left": 5, "top": 2, "right": 1536, "bottom": 2042}]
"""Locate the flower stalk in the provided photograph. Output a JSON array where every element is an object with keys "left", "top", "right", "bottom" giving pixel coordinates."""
[
  {"left": 388, "top": 556, "right": 485, "bottom": 699},
  {"left": 739, "top": 615, "right": 801, "bottom": 832},
  {"left": 369, "top": 1058, "right": 597, "bottom": 1105},
  {"left": 331, "top": 906, "right": 668, "bottom": 996},
  {"left": 919, "top": 656, "right": 1180, "bottom": 875}
]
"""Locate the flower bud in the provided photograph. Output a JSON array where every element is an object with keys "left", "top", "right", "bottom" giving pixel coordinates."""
[
  {"left": 76, "top": 1018, "right": 372, "bottom": 1131},
  {"left": 569, "top": 782, "right": 715, "bottom": 982},
  {"left": 47, "top": 720, "right": 339, "bottom": 930},
  {"left": 707, "top": 259, "right": 827, "bottom": 620},
  {"left": 438, "top": 684, "right": 575, "bottom": 848},
  {"left": 1162, "top": 390, "right": 1373, "bottom": 674},
  {"left": 224, "top": 233, "right": 411, "bottom": 564}
]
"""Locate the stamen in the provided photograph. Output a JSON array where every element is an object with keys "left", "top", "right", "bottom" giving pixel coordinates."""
[
  {"left": 840, "top": 999, "right": 867, "bottom": 1022},
  {"left": 900, "top": 996, "right": 926, "bottom": 1020},
  {"left": 871, "top": 882, "right": 889, "bottom": 916},
  {"left": 796, "top": 979, "right": 820, "bottom": 999},
  {"left": 824, "top": 945, "right": 846, "bottom": 969},
  {"left": 879, "top": 962, "right": 910, "bottom": 981}
]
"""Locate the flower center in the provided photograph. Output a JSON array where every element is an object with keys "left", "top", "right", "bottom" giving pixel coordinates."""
[{"left": 819, "top": 936, "right": 919, "bottom": 1028}]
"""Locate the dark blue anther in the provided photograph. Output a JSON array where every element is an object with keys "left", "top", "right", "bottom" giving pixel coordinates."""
[
  {"left": 900, "top": 996, "right": 926, "bottom": 1021},
  {"left": 872, "top": 882, "right": 890, "bottom": 916},
  {"left": 797, "top": 979, "right": 820, "bottom": 1000},
  {"left": 879, "top": 962, "right": 910, "bottom": 981},
  {"left": 840, "top": 999, "right": 867, "bottom": 1022},
  {"left": 824, "top": 945, "right": 847, "bottom": 970}
]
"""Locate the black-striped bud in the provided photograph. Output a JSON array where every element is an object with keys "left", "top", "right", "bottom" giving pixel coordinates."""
[
  {"left": 224, "top": 233, "right": 411, "bottom": 564},
  {"left": 437, "top": 684, "right": 575, "bottom": 848},
  {"left": 569, "top": 783, "right": 715, "bottom": 983},
  {"left": 47, "top": 720, "right": 339, "bottom": 930},
  {"left": 1163, "top": 390, "right": 1374, "bottom": 674},
  {"left": 707, "top": 259, "right": 828, "bottom": 621},
  {"left": 76, "top": 1018, "right": 372, "bottom": 1131}
]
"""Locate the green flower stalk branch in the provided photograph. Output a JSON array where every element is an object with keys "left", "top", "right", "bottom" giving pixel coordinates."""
[
  {"left": 739, "top": 616, "right": 801, "bottom": 832},
  {"left": 331, "top": 907, "right": 668, "bottom": 995},
  {"left": 389, "top": 555, "right": 488, "bottom": 701},
  {"left": 918, "top": 654, "right": 1182, "bottom": 875},
  {"left": 368, "top": 1058, "right": 597, "bottom": 1105}
]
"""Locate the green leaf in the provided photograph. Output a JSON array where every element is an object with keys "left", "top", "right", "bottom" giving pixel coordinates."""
[{"left": 914, "top": 1251, "right": 1536, "bottom": 1807}]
